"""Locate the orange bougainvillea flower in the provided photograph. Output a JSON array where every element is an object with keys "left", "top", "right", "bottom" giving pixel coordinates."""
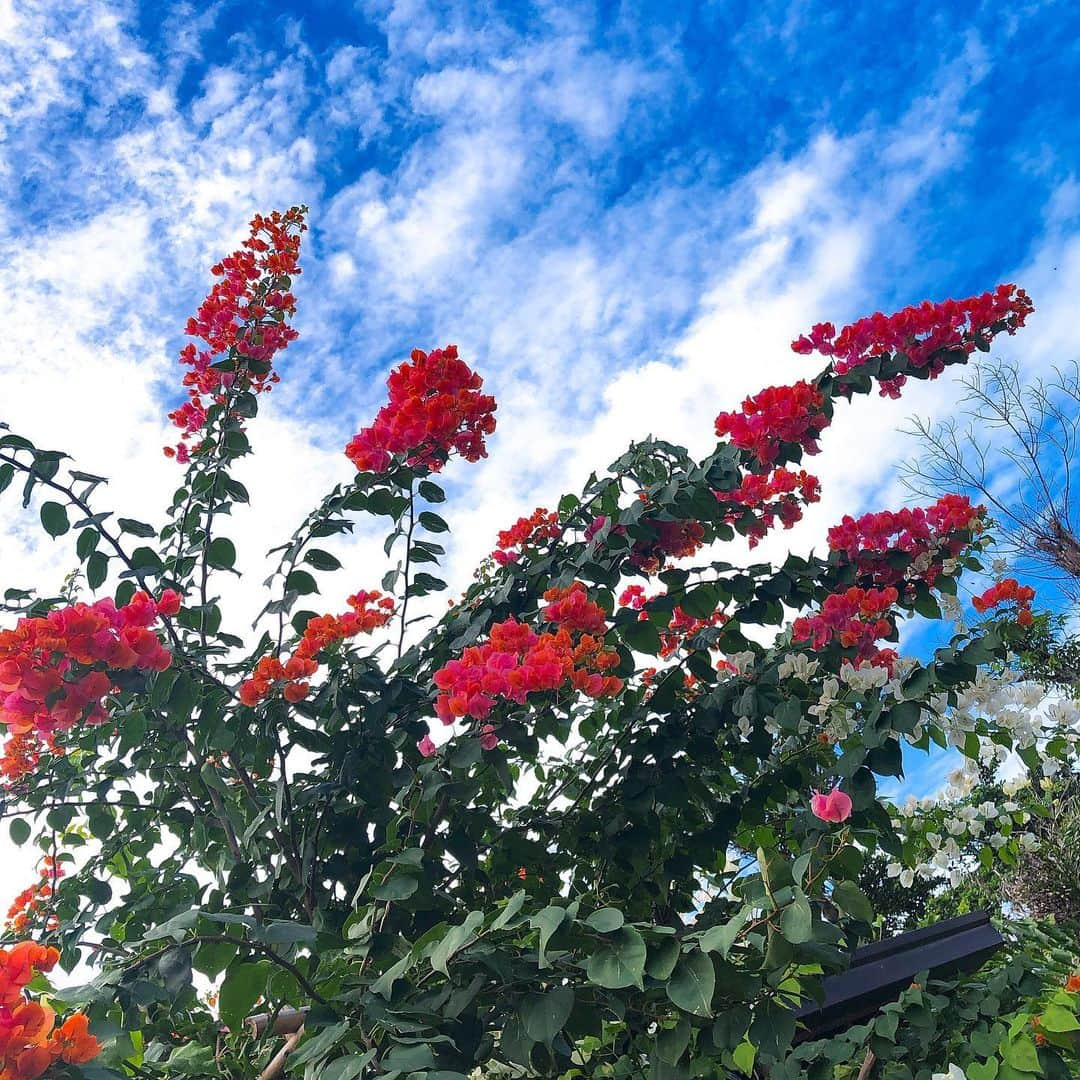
[
  {"left": 1066, "top": 973, "right": 1080, "bottom": 993},
  {"left": 50, "top": 1012, "right": 101, "bottom": 1064},
  {"left": 0, "top": 941, "right": 99, "bottom": 1076}
]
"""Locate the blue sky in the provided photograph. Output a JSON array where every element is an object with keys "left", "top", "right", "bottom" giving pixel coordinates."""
[{"left": 2, "top": 0, "right": 1080, "bottom": 879}]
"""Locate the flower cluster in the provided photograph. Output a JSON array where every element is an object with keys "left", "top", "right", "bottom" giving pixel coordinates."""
[
  {"left": 714, "top": 381, "right": 829, "bottom": 466},
  {"left": 714, "top": 467, "right": 821, "bottom": 547},
  {"left": 629, "top": 519, "right": 706, "bottom": 573},
  {"left": 971, "top": 578, "right": 1036, "bottom": 626},
  {"left": 827, "top": 494, "right": 985, "bottom": 588},
  {"left": 792, "top": 284, "right": 1033, "bottom": 398},
  {"left": 165, "top": 207, "right": 307, "bottom": 463},
  {"left": 0, "top": 591, "right": 180, "bottom": 783},
  {"left": 492, "top": 507, "right": 560, "bottom": 566},
  {"left": 810, "top": 786, "right": 853, "bottom": 823},
  {"left": 792, "top": 585, "right": 899, "bottom": 668},
  {"left": 5, "top": 857, "right": 62, "bottom": 934},
  {"left": 345, "top": 346, "right": 497, "bottom": 474},
  {"left": 618, "top": 585, "right": 727, "bottom": 659},
  {"left": 1, "top": 942, "right": 99, "bottom": 1078},
  {"left": 432, "top": 582, "right": 623, "bottom": 727},
  {"left": 239, "top": 590, "right": 395, "bottom": 706}
]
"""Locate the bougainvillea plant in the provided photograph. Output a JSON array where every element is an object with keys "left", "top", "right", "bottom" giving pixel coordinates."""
[{"left": 0, "top": 208, "right": 1076, "bottom": 1079}]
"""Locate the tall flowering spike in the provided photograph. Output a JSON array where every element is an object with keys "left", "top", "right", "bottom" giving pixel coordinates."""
[
  {"left": 345, "top": 345, "right": 497, "bottom": 474},
  {"left": 792, "top": 284, "right": 1033, "bottom": 398},
  {"left": 165, "top": 206, "right": 308, "bottom": 462},
  {"left": 0, "top": 591, "right": 179, "bottom": 784},
  {"left": 714, "top": 380, "right": 829, "bottom": 467}
]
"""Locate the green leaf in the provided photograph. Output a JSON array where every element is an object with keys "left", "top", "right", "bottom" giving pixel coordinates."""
[
  {"left": 87, "top": 551, "right": 108, "bottom": 589},
  {"left": 831, "top": 880, "right": 874, "bottom": 923},
  {"left": 419, "top": 510, "right": 449, "bottom": 533},
  {"left": 490, "top": 890, "right": 527, "bottom": 931},
  {"left": 118, "top": 517, "right": 156, "bottom": 538},
  {"left": 732, "top": 1040, "right": 756, "bottom": 1076},
  {"left": 288, "top": 1021, "right": 351, "bottom": 1069},
  {"left": 370, "top": 953, "right": 415, "bottom": 999},
  {"left": 1039, "top": 1004, "right": 1080, "bottom": 1033},
  {"left": 681, "top": 584, "right": 719, "bottom": 619},
  {"left": 0, "top": 463, "right": 13, "bottom": 494},
  {"left": 429, "top": 911, "right": 483, "bottom": 975},
  {"left": 646, "top": 937, "right": 680, "bottom": 981},
  {"left": 779, "top": 888, "right": 813, "bottom": 944},
  {"left": 1002, "top": 1034, "right": 1040, "bottom": 1073},
  {"left": 586, "top": 926, "right": 647, "bottom": 989},
  {"left": 418, "top": 479, "right": 445, "bottom": 503},
  {"left": 530, "top": 905, "right": 567, "bottom": 969},
  {"left": 521, "top": 986, "right": 574, "bottom": 1045},
  {"left": 699, "top": 907, "right": 749, "bottom": 958},
  {"left": 666, "top": 949, "right": 715, "bottom": 1017},
  {"left": 304, "top": 549, "right": 342, "bottom": 571},
  {"left": 286, "top": 569, "right": 319, "bottom": 595},
  {"left": 619, "top": 618, "right": 662, "bottom": 655},
  {"left": 319, "top": 1052, "right": 378, "bottom": 1080},
  {"left": 260, "top": 921, "right": 318, "bottom": 946},
  {"left": 207, "top": 537, "right": 237, "bottom": 570},
  {"left": 9, "top": 818, "right": 31, "bottom": 845},
  {"left": 76, "top": 528, "right": 99, "bottom": 560},
  {"left": 656, "top": 1019, "right": 691, "bottom": 1064},
  {"left": 966, "top": 1061, "right": 999, "bottom": 1080},
  {"left": 40, "top": 501, "right": 70, "bottom": 537},
  {"left": 218, "top": 961, "right": 266, "bottom": 1032},
  {"left": 372, "top": 874, "right": 419, "bottom": 901},
  {"left": 585, "top": 908, "right": 625, "bottom": 932}
]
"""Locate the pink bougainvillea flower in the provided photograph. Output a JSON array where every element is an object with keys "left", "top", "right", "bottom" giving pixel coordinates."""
[
  {"left": 417, "top": 734, "right": 437, "bottom": 758},
  {"left": 811, "top": 786, "right": 853, "bottom": 823}
]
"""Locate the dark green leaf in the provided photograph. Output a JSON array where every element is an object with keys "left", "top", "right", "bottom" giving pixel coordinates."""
[
  {"left": 207, "top": 537, "right": 237, "bottom": 570},
  {"left": 521, "top": 986, "right": 574, "bottom": 1045},
  {"left": 40, "top": 501, "right": 70, "bottom": 537},
  {"left": 586, "top": 926, "right": 646, "bottom": 989},
  {"left": 304, "top": 549, "right": 341, "bottom": 572},
  {"left": 118, "top": 517, "right": 157, "bottom": 538},
  {"left": 666, "top": 950, "right": 715, "bottom": 1017}
]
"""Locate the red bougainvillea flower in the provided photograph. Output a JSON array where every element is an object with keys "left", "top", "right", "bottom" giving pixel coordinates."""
[
  {"left": 345, "top": 345, "right": 497, "bottom": 474},
  {"left": 238, "top": 590, "right": 395, "bottom": 707},
  {"left": 792, "top": 586, "right": 899, "bottom": 668},
  {"left": 492, "top": 507, "right": 561, "bottom": 565},
  {"left": 811, "top": 786, "right": 853, "bottom": 823},
  {"left": 827, "top": 495, "right": 985, "bottom": 589},
  {"left": 0, "top": 592, "right": 178, "bottom": 784},
  {"left": 971, "top": 578, "right": 1036, "bottom": 626},
  {"left": 165, "top": 207, "right": 307, "bottom": 461},
  {"left": 791, "top": 285, "right": 1033, "bottom": 398},
  {"left": 715, "top": 467, "right": 822, "bottom": 547},
  {"left": 714, "top": 381, "right": 829, "bottom": 466},
  {"left": 432, "top": 582, "right": 622, "bottom": 733}
]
